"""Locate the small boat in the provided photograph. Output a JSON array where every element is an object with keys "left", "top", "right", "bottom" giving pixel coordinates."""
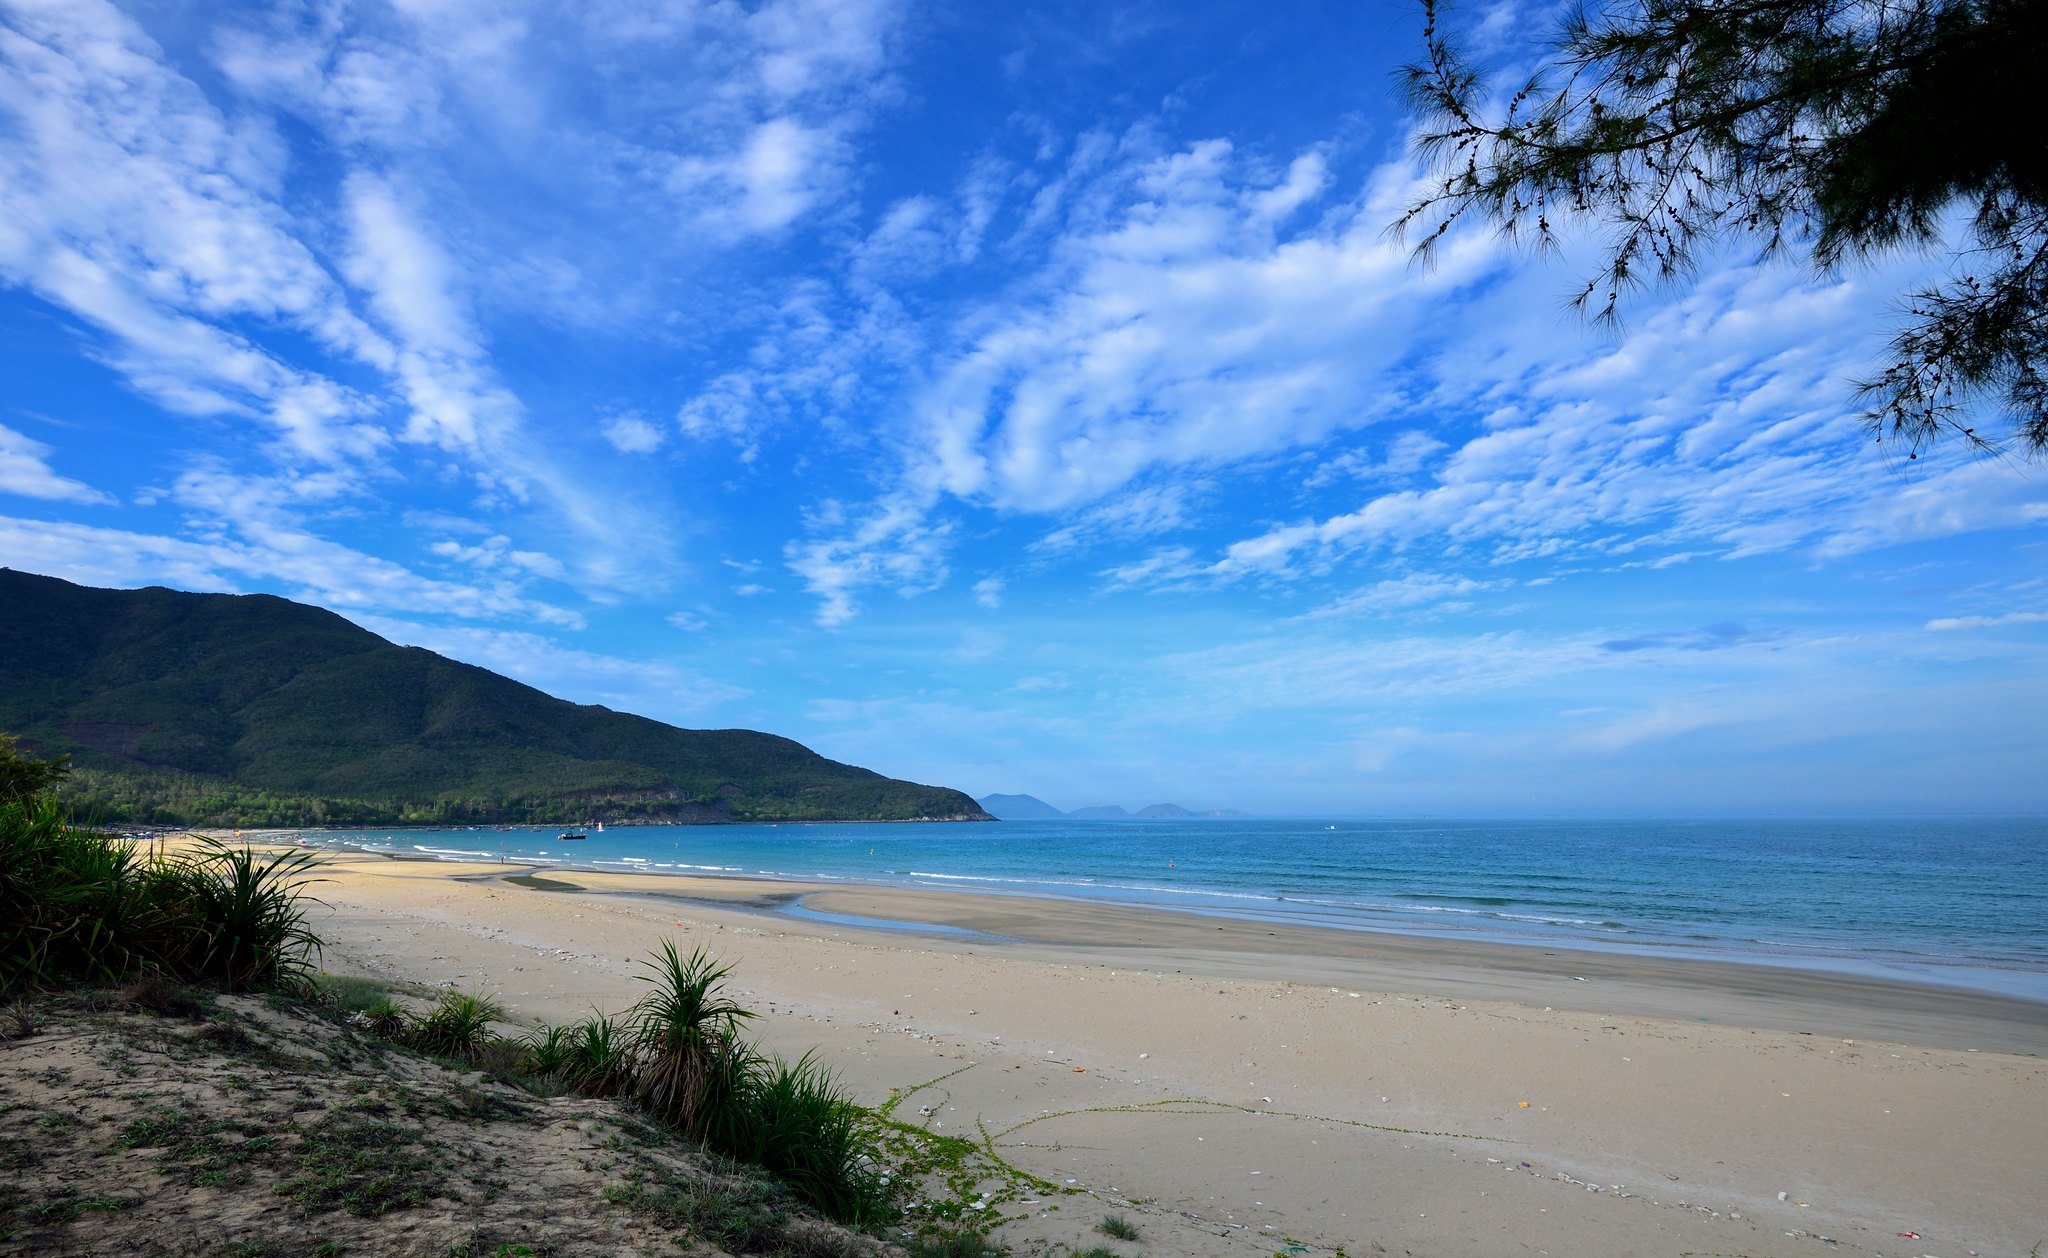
[{"left": 557, "top": 832, "right": 587, "bottom": 841}]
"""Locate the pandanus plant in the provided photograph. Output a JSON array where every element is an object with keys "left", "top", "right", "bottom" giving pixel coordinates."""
[
  {"left": 171, "top": 838, "right": 326, "bottom": 990},
  {"left": 630, "top": 942, "right": 756, "bottom": 1140}
]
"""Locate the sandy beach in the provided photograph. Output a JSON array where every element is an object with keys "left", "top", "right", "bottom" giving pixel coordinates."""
[{"left": 280, "top": 842, "right": 2046, "bottom": 1258}]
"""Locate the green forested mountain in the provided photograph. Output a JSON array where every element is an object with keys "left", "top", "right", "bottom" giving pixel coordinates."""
[{"left": 0, "top": 569, "right": 990, "bottom": 828}]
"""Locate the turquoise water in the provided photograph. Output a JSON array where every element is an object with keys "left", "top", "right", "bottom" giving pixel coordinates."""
[{"left": 312, "top": 816, "right": 2048, "bottom": 1002}]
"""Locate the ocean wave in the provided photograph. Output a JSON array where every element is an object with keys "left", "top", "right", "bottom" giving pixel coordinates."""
[
  {"left": 905, "top": 870, "right": 1091, "bottom": 886},
  {"left": 904, "top": 870, "right": 1277, "bottom": 903},
  {"left": 1391, "top": 902, "right": 1626, "bottom": 929}
]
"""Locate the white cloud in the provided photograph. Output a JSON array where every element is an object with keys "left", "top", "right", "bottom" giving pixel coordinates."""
[
  {"left": 671, "top": 116, "right": 839, "bottom": 236},
  {"left": 1298, "top": 572, "right": 1498, "bottom": 619},
  {"left": 677, "top": 375, "right": 766, "bottom": 458},
  {"left": 342, "top": 174, "right": 482, "bottom": 362},
  {"left": 907, "top": 140, "right": 1456, "bottom": 517},
  {"left": 0, "top": 2, "right": 669, "bottom": 592},
  {"left": 1302, "top": 430, "right": 1447, "bottom": 489},
  {"left": 0, "top": 504, "right": 579, "bottom": 629},
  {"left": 0, "top": 2, "right": 392, "bottom": 463},
  {"left": 0, "top": 513, "right": 255, "bottom": 593},
  {"left": 1175, "top": 262, "right": 2046, "bottom": 583},
  {"left": 1034, "top": 484, "right": 1193, "bottom": 554},
  {"left": 736, "top": 117, "right": 830, "bottom": 230},
  {"left": 329, "top": 171, "right": 676, "bottom": 585},
  {"left": 1926, "top": 611, "right": 2048, "bottom": 631},
  {"left": 785, "top": 493, "right": 952, "bottom": 626},
  {"left": 951, "top": 155, "right": 1009, "bottom": 263},
  {"left": 214, "top": 24, "right": 449, "bottom": 152},
  {"left": 1098, "top": 545, "right": 1205, "bottom": 592},
  {"left": 163, "top": 463, "right": 586, "bottom": 626},
  {"left": 850, "top": 195, "right": 946, "bottom": 282},
  {"left": 0, "top": 423, "right": 113, "bottom": 504},
  {"left": 428, "top": 534, "right": 568, "bottom": 581},
  {"left": 777, "top": 133, "right": 1508, "bottom": 620},
  {"left": 2, "top": 0, "right": 930, "bottom": 614},
  {"left": 1246, "top": 151, "right": 1328, "bottom": 225},
  {"left": 972, "top": 576, "right": 1004, "bottom": 608},
  {"left": 1560, "top": 702, "right": 1740, "bottom": 754},
  {"left": 768, "top": 98, "right": 2047, "bottom": 625},
  {"left": 1814, "top": 460, "right": 2048, "bottom": 558},
  {"left": 603, "top": 415, "right": 666, "bottom": 454}
]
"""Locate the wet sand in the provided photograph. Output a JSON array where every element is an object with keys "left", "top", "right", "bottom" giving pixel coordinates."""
[{"left": 281, "top": 846, "right": 2047, "bottom": 1257}]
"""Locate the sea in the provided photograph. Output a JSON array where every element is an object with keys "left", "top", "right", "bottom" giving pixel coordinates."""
[{"left": 297, "top": 816, "right": 2048, "bottom": 1003}]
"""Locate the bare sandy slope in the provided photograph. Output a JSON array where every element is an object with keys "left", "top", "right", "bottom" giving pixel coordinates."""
[{"left": 296, "top": 847, "right": 2046, "bottom": 1258}]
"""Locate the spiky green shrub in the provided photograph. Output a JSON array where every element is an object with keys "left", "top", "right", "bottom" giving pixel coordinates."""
[
  {"left": 2, "top": 799, "right": 326, "bottom": 998},
  {"left": 521, "top": 1023, "right": 576, "bottom": 1078},
  {"left": 619, "top": 943, "right": 896, "bottom": 1224},
  {"left": 566, "top": 1013, "right": 634, "bottom": 1096},
  {"left": 353, "top": 998, "right": 411, "bottom": 1039},
  {"left": 630, "top": 943, "right": 755, "bottom": 1139},
  {"left": 407, "top": 990, "right": 502, "bottom": 1063},
  {"left": 725, "top": 1052, "right": 891, "bottom": 1226},
  {"left": 164, "top": 839, "right": 326, "bottom": 989},
  {"left": 0, "top": 796, "right": 148, "bottom": 989}
]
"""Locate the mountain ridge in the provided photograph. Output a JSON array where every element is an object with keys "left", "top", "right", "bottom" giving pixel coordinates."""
[
  {"left": 0, "top": 569, "right": 991, "bottom": 828},
  {"left": 974, "top": 792, "right": 1067, "bottom": 820},
  {"left": 974, "top": 793, "right": 1245, "bottom": 820}
]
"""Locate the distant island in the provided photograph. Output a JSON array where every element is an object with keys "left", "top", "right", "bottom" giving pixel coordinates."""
[
  {"left": 0, "top": 569, "right": 991, "bottom": 829},
  {"left": 976, "top": 792, "right": 1068, "bottom": 819},
  {"left": 976, "top": 793, "right": 1244, "bottom": 820}
]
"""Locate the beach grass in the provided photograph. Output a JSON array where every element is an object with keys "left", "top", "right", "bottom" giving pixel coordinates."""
[
  {"left": 905, "top": 1229, "right": 1011, "bottom": 1257},
  {"left": 312, "top": 973, "right": 394, "bottom": 1016},
  {"left": 1, "top": 798, "right": 324, "bottom": 993},
  {"left": 726, "top": 1050, "right": 892, "bottom": 1226}
]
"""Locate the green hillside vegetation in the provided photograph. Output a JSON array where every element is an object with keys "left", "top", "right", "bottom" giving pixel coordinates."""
[{"left": 0, "top": 570, "right": 989, "bottom": 828}]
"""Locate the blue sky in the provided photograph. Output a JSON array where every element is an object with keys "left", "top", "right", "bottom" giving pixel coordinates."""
[{"left": 2, "top": 0, "right": 2043, "bottom": 816}]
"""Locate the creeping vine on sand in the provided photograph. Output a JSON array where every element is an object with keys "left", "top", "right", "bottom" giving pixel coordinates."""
[{"left": 873, "top": 1065, "right": 1073, "bottom": 1236}]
